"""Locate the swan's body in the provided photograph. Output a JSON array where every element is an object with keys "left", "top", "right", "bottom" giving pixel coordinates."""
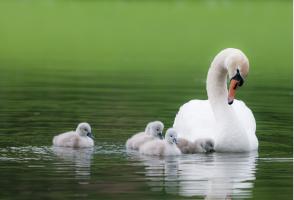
[
  {"left": 53, "top": 123, "right": 94, "bottom": 148},
  {"left": 177, "top": 138, "right": 214, "bottom": 154},
  {"left": 126, "top": 121, "right": 164, "bottom": 150},
  {"left": 174, "top": 48, "right": 258, "bottom": 152},
  {"left": 139, "top": 128, "right": 181, "bottom": 156}
]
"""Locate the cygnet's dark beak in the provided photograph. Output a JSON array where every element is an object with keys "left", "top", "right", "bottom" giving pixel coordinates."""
[
  {"left": 203, "top": 142, "right": 215, "bottom": 153},
  {"left": 173, "top": 138, "right": 178, "bottom": 144},
  {"left": 158, "top": 132, "right": 164, "bottom": 139},
  {"left": 87, "top": 132, "right": 94, "bottom": 139},
  {"left": 208, "top": 149, "right": 215, "bottom": 153}
]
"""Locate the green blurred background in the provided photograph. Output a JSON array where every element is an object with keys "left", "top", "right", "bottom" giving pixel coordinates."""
[{"left": 0, "top": 0, "right": 292, "bottom": 71}]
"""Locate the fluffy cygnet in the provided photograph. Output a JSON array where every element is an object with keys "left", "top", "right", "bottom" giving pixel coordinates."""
[
  {"left": 177, "top": 138, "right": 214, "bottom": 154},
  {"left": 53, "top": 122, "right": 94, "bottom": 148},
  {"left": 126, "top": 121, "right": 164, "bottom": 150},
  {"left": 139, "top": 128, "right": 181, "bottom": 156}
]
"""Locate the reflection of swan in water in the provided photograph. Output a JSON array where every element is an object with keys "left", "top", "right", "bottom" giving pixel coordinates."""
[
  {"left": 179, "top": 152, "right": 258, "bottom": 199},
  {"left": 52, "top": 147, "right": 94, "bottom": 182},
  {"left": 130, "top": 152, "right": 257, "bottom": 199}
]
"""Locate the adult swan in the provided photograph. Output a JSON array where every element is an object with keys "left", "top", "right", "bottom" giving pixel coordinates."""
[{"left": 173, "top": 48, "right": 258, "bottom": 152}]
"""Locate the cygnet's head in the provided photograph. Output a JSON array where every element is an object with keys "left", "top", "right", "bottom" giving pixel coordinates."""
[
  {"left": 225, "top": 49, "right": 249, "bottom": 105},
  {"left": 199, "top": 139, "right": 215, "bottom": 153},
  {"left": 165, "top": 128, "right": 178, "bottom": 144},
  {"left": 76, "top": 122, "right": 94, "bottom": 139},
  {"left": 145, "top": 121, "right": 164, "bottom": 139}
]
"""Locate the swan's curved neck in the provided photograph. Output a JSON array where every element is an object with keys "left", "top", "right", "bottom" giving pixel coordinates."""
[
  {"left": 204, "top": 49, "right": 253, "bottom": 151},
  {"left": 206, "top": 49, "right": 247, "bottom": 126},
  {"left": 206, "top": 49, "right": 248, "bottom": 112},
  {"left": 206, "top": 53, "right": 234, "bottom": 121}
]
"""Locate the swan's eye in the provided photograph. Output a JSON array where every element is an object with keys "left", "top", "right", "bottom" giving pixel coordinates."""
[{"left": 231, "top": 69, "right": 244, "bottom": 88}]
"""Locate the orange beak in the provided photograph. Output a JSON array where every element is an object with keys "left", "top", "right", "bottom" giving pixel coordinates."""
[{"left": 228, "top": 79, "right": 239, "bottom": 105}]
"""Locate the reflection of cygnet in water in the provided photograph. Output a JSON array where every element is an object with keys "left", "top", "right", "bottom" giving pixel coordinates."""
[
  {"left": 177, "top": 138, "right": 214, "bottom": 153},
  {"left": 52, "top": 146, "right": 94, "bottom": 180},
  {"left": 126, "top": 121, "right": 164, "bottom": 150},
  {"left": 139, "top": 128, "right": 181, "bottom": 156},
  {"left": 136, "top": 154, "right": 180, "bottom": 194},
  {"left": 53, "top": 122, "right": 94, "bottom": 148}
]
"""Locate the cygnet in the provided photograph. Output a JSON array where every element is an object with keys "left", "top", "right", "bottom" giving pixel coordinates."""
[
  {"left": 126, "top": 121, "right": 164, "bottom": 150},
  {"left": 53, "top": 122, "right": 94, "bottom": 148}
]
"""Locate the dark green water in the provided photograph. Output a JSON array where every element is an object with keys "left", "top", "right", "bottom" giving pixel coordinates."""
[{"left": 0, "top": 0, "right": 292, "bottom": 199}]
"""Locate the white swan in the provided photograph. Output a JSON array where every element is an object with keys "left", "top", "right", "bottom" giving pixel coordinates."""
[
  {"left": 139, "top": 128, "right": 181, "bottom": 156},
  {"left": 173, "top": 48, "right": 258, "bottom": 152},
  {"left": 126, "top": 121, "right": 164, "bottom": 150},
  {"left": 53, "top": 122, "right": 94, "bottom": 148}
]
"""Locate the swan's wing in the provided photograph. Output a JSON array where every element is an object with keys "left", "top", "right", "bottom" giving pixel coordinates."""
[
  {"left": 173, "top": 100, "right": 216, "bottom": 142},
  {"left": 232, "top": 100, "right": 256, "bottom": 134},
  {"left": 232, "top": 100, "right": 258, "bottom": 149}
]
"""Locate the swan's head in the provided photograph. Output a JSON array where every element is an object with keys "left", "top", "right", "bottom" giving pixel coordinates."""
[
  {"left": 76, "top": 122, "right": 94, "bottom": 139},
  {"left": 145, "top": 121, "right": 164, "bottom": 139},
  {"left": 226, "top": 53, "right": 249, "bottom": 105},
  {"left": 165, "top": 128, "right": 178, "bottom": 144}
]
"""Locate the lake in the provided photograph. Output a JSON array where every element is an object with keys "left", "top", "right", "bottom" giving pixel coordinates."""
[{"left": 0, "top": 0, "right": 292, "bottom": 199}]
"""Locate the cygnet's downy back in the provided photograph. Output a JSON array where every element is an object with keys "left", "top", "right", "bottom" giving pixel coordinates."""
[{"left": 177, "top": 137, "right": 215, "bottom": 154}]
